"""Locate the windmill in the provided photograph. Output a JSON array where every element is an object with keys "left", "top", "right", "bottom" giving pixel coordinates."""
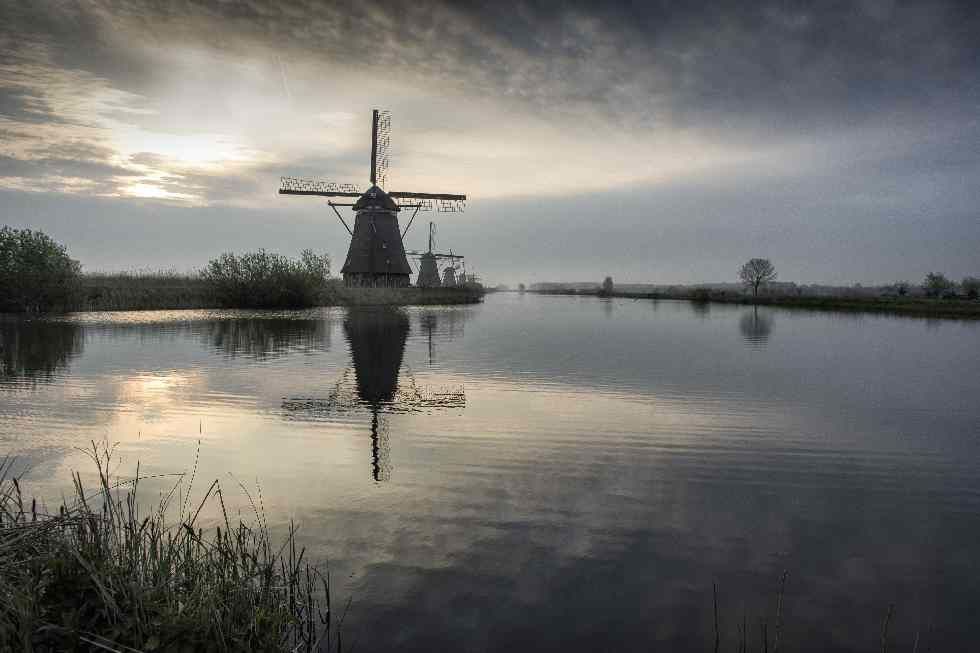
[
  {"left": 279, "top": 110, "right": 466, "bottom": 288},
  {"left": 405, "top": 222, "right": 465, "bottom": 288}
]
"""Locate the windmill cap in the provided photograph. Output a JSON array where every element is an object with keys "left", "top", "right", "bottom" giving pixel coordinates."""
[{"left": 353, "top": 185, "right": 399, "bottom": 212}]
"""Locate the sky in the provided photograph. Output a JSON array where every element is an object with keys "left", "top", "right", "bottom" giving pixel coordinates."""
[{"left": 1, "top": 0, "right": 978, "bottom": 286}]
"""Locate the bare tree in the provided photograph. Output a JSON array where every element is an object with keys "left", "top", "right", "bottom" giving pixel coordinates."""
[{"left": 739, "top": 258, "right": 777, "bottom": 298}]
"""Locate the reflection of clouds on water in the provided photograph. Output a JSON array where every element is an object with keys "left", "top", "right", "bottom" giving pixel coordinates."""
[
  {"left": 416, "top": 306, "right": 470, "bottom": 365},
  {"left": 689, "top": 299, "right": 711, "bottom": 319},
  {"left": 739, "top": 307, "right": 773, "bottom": 348},
  {"left": 0, "top": 318, "right": 84, "bottom": 385}
]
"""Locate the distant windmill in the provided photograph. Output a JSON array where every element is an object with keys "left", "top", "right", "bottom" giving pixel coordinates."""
[
  {"left": 279, "top": 110, "right": 466, "bottom": 287},
  {"left": 405, "top": 222, "right": 465, "bottom": 288}
]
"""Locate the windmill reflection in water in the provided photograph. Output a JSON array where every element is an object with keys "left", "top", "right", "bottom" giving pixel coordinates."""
[{"left": 282, "top": 308, "right": 465, "bottom": 482}]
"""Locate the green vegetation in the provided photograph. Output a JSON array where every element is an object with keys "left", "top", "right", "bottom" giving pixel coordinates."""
[
  {"left": 1, "top": 227, "right": 485, "bottom": 313},
  {"left": 963, "top": 276, "right": 980, "bottom": 300},
  {"left": 0, "top": 445, "right": 341, "bottom": 652},
  {"left": 0, "top": 226, "right": 82, "bottom": 313},
  {"left": 922, "top": 272, "right": 955, "bottom": 298},
  {"left": 202, "top": 249, "right": 336, "bottom": 309}
]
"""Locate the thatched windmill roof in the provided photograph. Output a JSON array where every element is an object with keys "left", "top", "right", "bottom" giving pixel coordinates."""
[{"left": 353, "top": 185, "right": 399, "bottom": 212}]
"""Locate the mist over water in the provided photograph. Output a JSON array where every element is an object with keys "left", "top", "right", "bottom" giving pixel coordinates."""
[{"left": 1, "top": 295, "right": 978, "bottom": 651}]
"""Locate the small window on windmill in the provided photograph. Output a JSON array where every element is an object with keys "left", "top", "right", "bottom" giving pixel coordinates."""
[{"left": 381, "top": 241, "right": 387, "bottom": 249}]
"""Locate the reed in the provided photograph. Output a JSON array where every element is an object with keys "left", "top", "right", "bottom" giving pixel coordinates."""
[
  {"left": 0, "top": 445, "right": 342, "bottom": 652},
  {"left": 82, "top": 270, "right": 217, "bottom": 311}
]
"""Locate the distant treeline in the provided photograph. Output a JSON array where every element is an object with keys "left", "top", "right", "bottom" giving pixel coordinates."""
[
  {"left": 0, "top": 226, "right": 482, "bottom": 313},
  {"left": 527, "top": 273, "right": 980, "bottom": 319}
]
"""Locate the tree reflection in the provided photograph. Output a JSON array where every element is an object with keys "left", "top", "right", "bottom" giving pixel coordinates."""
[
  {"left": 689, "top": 299, "right": 711, "bottom": 319},
  {"left": 204, "top": 316, "right": 331, "bottom": 359},
  {"left": 0, "top": 318, "right": 84, "bottom": 384},
  {"left": 739, "top": 307, "right": 774, "bottom": 349}
]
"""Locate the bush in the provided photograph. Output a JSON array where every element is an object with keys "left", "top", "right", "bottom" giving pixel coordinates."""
[
  {"left": 0, "top": 226, "right": 82, "bottom": 313},
  {"left": 691, "top": 287, "right": 712, "bottom": 302},
  {"left": 201, "top": 249, "right": 333, "bottom": 309},
  {"left": 962, "top": 277, "right": 980, "bottom": 300},
  {"left": 922, "top": 272, "right": 954, "bottom": 299}
]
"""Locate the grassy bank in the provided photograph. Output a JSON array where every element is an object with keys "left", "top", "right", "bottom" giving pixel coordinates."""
[
  {"left": 77, "top": 275, "right": 484, "bottom": 312},
  {"left": 0, "top": 446, "right": 340, "bottom": 652},
  {"left": 535, "top": 288, "right": 980, "bottom": 319}
]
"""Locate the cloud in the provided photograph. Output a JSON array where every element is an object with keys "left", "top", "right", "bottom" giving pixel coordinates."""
[{"left": 0, "top": 0, "right": 978, "bottom": 281}]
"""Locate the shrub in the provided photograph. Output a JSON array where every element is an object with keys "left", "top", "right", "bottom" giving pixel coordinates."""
[
  {"left": 691, "top": 287, "right": 712, "bottom": 302},
  {"left": 922, "top": 272, "right": 953, "bottom": 298},
  {"left": 962, "top": 277, "right": 980, "bottom": 300},
  {"left": 0, "top": 226, "right": 82, "bottom": 313},
  {"left": 201, "top": 249, "right": 333, "bottom": 309}
]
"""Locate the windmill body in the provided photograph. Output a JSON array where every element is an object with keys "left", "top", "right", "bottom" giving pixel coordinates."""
[
  {"left": 342, "top": 186, "right": 413, "bottom": 287},
  {"left": 279, "top": 110, "right": 466, "bottom": 288}
]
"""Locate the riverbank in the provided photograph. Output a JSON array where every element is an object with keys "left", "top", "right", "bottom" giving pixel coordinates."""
[
  {"left": 532, "top": 289, "right": 980, "bottom": 319},
  {"left": 0, "top": 447, "right": 337, "bottom": 652},
  {"left": 80, "top": 273, "right": 483, "bottom": 311}
]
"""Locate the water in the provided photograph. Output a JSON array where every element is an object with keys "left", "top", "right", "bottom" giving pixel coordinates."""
[{"left": 1, "top": 295, "right": 978, "bottom": 651}]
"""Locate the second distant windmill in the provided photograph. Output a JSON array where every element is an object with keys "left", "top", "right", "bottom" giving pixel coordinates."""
[{"left": 405, "top": 222, "right": 465, "bottom": 288}]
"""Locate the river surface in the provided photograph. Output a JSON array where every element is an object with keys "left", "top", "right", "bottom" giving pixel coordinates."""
[{"left": 1, "top": 294, "right": 978, "bottom": 651}]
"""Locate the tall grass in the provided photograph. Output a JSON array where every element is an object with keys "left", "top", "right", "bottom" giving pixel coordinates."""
[
  {"left": 0, "top": 445, "right": 342, "bottom": 651},
  {"left": 82, "top": 269, "right": 216, "bottom": 311}
]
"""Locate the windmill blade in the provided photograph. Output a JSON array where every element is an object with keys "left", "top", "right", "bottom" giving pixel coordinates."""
[
  {"left": 375, "top": 109, "right": 391, "bottom": 188},
  {"left": 280, "top": 177, "right": 361, "bottom": 197},
  {"left": 395, "top": 197, "right": 433, "bottom": 211},
  {"left": 388, "top": 191, "right": 465, "bottom": 212},
  {"left": 388, "top": 191, "right": 466, "bottom": 201},
  {"left": 437, "top": 198, "right": 465, "bottom": 212}
]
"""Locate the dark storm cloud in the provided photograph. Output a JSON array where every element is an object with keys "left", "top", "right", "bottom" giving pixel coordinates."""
[{"left": 5, "top": 1, "right": 976, "bottom": 129}]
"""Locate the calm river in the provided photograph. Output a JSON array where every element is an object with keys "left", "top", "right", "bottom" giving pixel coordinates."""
[{"left": 1, "top": 294, "right": 978, "bottom": 651}]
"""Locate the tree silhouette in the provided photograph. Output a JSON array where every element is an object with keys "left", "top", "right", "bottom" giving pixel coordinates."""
[
  {"left": 739, "top": 259, "right": 777, "bottom": 298},
  {"left": 599, "top": 276, "right": 614, "bottom": 297}
]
